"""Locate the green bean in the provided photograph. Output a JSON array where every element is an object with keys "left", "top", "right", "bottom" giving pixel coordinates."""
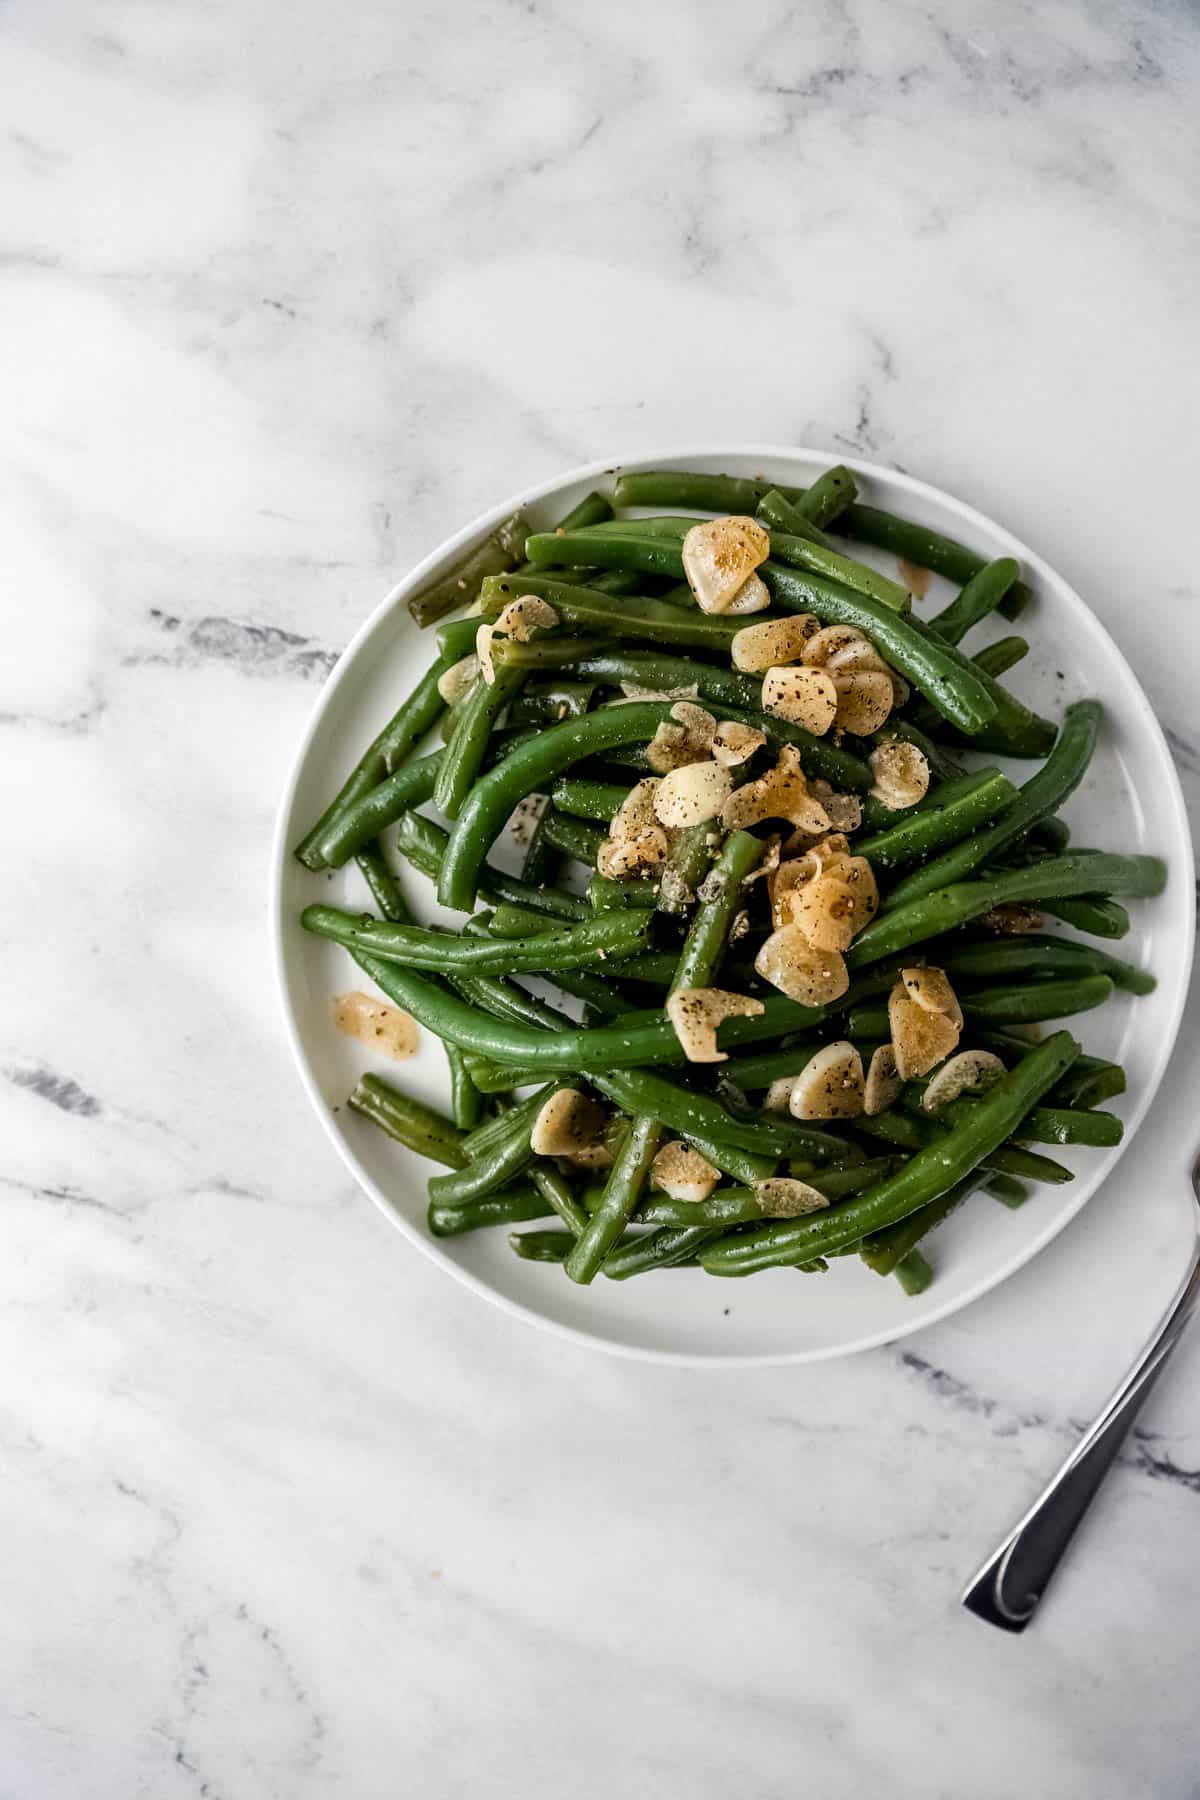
[
  {"left": 450, "top": 966, "right": 574, "bottom": 1033},
  {"left": 675, "top": 1133, "right": 777, "bottom": 1187},
  {"left": 847, "top": 974, "right": 1114, "bottom": 1035},
  {"left": 712, "top": 703, "right": 874, "bottom": 791},
  {"left": 970, "top": 1030, "right": 1128, "bottom": 1113},
  {"left": 860, "top": 1173, "right": 980, "bottom": 1277},
  {"left": 435, "top": 664, "right": 527, "bottom": 821},
  {"left": 589, "top": 1067, "right": 849, "bottom": 1165},
  {"left": 497, "top": 642, "right": 764, "bottom": 712},
  {"left": 525, "top": 491, "right": 614, "bottom": 560},
  {"left": 659, "top": 820, "right": 720, "bottom": 915},
  {"left": 699, "top": 1033, "right": 1078, "bottom": 1274},
  {"left": 310, "top": 752, "right": 444, "bottom": 869},
  {"left": 847, "top": 852, "right": 1166, "bottom": 968},
  {"left": 636, "top": 1159, "right": 898, "bottom": 1227},
  {"left": 508, "top": 1229, "right": 576, "bottom": 1263},
  {"left": 408, "top": 508, "right": 530, "bottom": 628},
  {"left": 602, "top": 1220, "right": 724, "bottom": 1280},
  {"left": 985, "top": 1172, "right": 1029, "bottom": 1209},
  {"left": 587, "top": 873, "right": 661, "bottom": 910},
  {"left": 355, "top": 840, "right": 412, "bottom": 924},
  {"left": 509, "top": 680, "right": 600, "bottom": 726},
  {"left": 1040, "top": 896, "right": 1131, "bottom": 939},
  {"left": 444, "top": 1042, "right": 483, "bottom": 1131},
  {"left": 611, "top": 471, "right": 1029, "bottom": 619},
  {"left": 940, "top": 934, "right": 1154, "bottom": 995},
  {"left": 1028, "top": 816, "right": 1071, "bottom": 855},
  {"left": 347, "top": 1074, "right": 467, "bottom": 1167},
  {"left": 303, "top": 902, "right": 651, "bottom": 975},
  {"left": 482, "top": 571, "right": 743, "bottom": 654},
  {"left": 788, "top": 463, "right": 858, "bottom": 528},
  {"left": 856, "top": 769, "right": 1017, "bottom": 872},
  {"left": 844, "top": 1110, "right": 1073, "bottom": 1183},
  {"left": 909, "top": 614, "right": 1054, "bottom": 758},
  {"left": 429, "top": 1184, "right": 551, "bottom": 1237},
  {"left": 868, "top": 716, "right": 966, "bottom": 784},
  {"left": 549, "top": 970, "right": 636, "bottom": 1019},
  {"left": 539, "top": 808, "right": 605, "bottom": 865},
  {"left": 461, "top": 1083, "right": 552, "bottom": 1158},
  {"left": 755, "top": 491, "right": 912, "bottom": 611},
  {"left": 710, "top": 1040, "right": 821, "bottom": 1092},
  {"left": 551, "top": 777, "right": 630, "bottom": 821},
  {"left": 858, "top": 768, "right": 988, "bottom": 836},
  {"left": 294, "top": 653, "right": 452, "bottom": 869},
  {"left": 395, "top": 811, "right": 589, "bottom": 921},
  {"left": 885, "top": 701, "right": 1100, "bottom": 906},
  {"left": 928, "top": 559, "right": 1021, "bottom": 644},
  {"left": 894, "top": 1248, "right": 934, "bottom": 1295},
  {"left": 428, "top": 1078, "right": 574, "bottom": 1207},
  {"left": 905, "top": 636, "right": 1029, "bottom": 736},
  {"left": 517, "top": 806, "right": 559, "bottom": 891},
  {"left": 918, "top": 1094, "right": 1122, "bottom": 1149},
  {"left": 531, "top": 1161, "right": 590, "bottom": 1236},
  {"left": 564, "top": 1113, "right": 661, "bottom": 1283}
]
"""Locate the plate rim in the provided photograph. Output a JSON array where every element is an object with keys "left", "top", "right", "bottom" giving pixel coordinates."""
[{"left": 270, "top": 443, "right": 1195, "bottom": 1367}]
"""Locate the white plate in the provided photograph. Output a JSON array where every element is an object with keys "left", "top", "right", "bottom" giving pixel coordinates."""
[{"left": 272, "top": 447, "right": 1194, "bottom": 1365}]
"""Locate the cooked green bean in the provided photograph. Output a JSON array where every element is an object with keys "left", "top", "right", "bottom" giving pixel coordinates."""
[
  {"left": 311, "top": 752, "right": 443, "bottom": 869},
  {"left": 659, "top": 820, "right": 719, "bottom": 915},
  {"left": 409, "top": 508, "right": 530, "bottom": 628},
  {"left": 428, "top": 1078, "right": 575, "bottom": 1207},
  {"left": 857, "top": 769, "right": 1017, "bottom": 872},
  {"left": 355, "top": 840, "right": 412, "bottom": 924},
  {"left": 589, "top": 1067, "right": 849, "bottom": 1164},
  {"left": 602, "top": 1219, "right": 725, "bottom": 1280},
  {"left": 482, "top": 571, "right": 743, "bottom": 654},
  {"left": 551, "top": 777, "right": 630, "bottom": 822},
  {"left": 940, "top": 934, "right": 1154, "bottom": 995},
  {"left": 539, "top": 808, "right": 606, "bottom": 865},
  {"left": 435, "top": 664, "right": 526, "bottom": 822},
  {"left": 928, "top": 559, "right": 1020, "bottom": 644},
  {"left": 755, "top": 490, "right": 912, "bottom": 611},
  {"left": 635, "top": 1159, "right": 898, "bottom": 1227},
  {"left": 587, "top": 873, "right": 661, "bottom": 911},
  {"left": 395, "top": 811, "right": 589, "bottom": 922},
  {"left": 429, "top": 1184, "right": 551, "bottom": 1237},
  {"left": 445, "top": 1042, "right": 483, "bottom": 1131},
  {"left": 348, "top": 1074, "right": 467, "bottom": 1168},
  {"left": 886, "top": 701, "right": 1100, "bottom": 907},
  {"left": 508, "top": 1229, "right": 576, "bottom": 1263},
  {"left": 848, "top": 974, "right": 1114, "bottom": 1036},
  {"left": 700, "top": 1034, "right": 1078, "bottom": 1274},
  {"left": 1040, "top": 896, "right": 1131, "bottom": 939},
  {"left": 304, "top": 902, "right": 651, "bottom": 974},
  {"left": 860, "top": 1173, "right": 980, "bottom": 1277},
  {"left": 509, "top": 680, "right": 601, "bottom": 726}
]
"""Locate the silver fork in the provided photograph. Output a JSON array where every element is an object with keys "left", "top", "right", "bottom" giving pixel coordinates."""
[{"left": 962, "top": 1149, "right": 1200, "bottom": 1631}]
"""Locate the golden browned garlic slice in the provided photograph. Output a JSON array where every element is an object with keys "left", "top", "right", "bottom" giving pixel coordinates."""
[
  {"left": 764, "top": 1075, "right": 798, "bottom": 1113},
  {"left": 864, "top": 1044, "right": 903, "bottom": 1115},
  {"left": 869, "top": 740, "right": 931, "bottom": 810},
  {"left": 711, "top": 720, "right": 766, "bottom": 768},
  {"left": 333, "top": 992, "right": 418, "bottom": 1059},
  {"left": 832, "top": 669, "right": 895, "bottom": 734},
  {"left": 475, "top": 620, "right": 497, "bottom": 685},
  {"left": 597, "top": 777, "right": 669, "bottom": 878},
  {"left": 531, "top": 1088, "right": 608, "bottom": 1158},
  {"left": 808, "top": 781, "right": 863, "bottom": 834},
  {"left": 731, "top": 614, "right": 818, "bottom": 673},
  {"left": 653, "top": 760, "right": 733, "bottom": 829},
  {"left": 494, "top": 594, "right": 559, "bottom": 641},
  {"left": 721, "top": 746, "right": 831, "bottom": 835},
  {"left": 901, "top": 965, "right": 963, "bottom": 1028},
  {"left": 753, "top": 1177, "right": 830, "bottom": 1217},
  {"left": 650, "top": 1140, "right": 721, "bottom": 1203},
  {"left": 437, "top": 654, "right": 480, "bottom": 706},
  {"left": 922, "top": 1050, "right": 1007, "bottom": 1113},
  {"left": 665, "top": 987, "right": 765, "bottom": 1063},
  {"left": 754, "top": 926, "right": 849, "bottom": 1005},
  {"left": 645, "top": 700, "right": 718, "bottom": 773},
  {"left": 887, "top": 983, "right": 961, "bottom": 1081},
  {"left": 802, "top": 624, "right": 875, "bottom": 669},
  {"left": 781, "top": 873, "right": 860, "bottom": 952},
  {"left": 788, "top": 1042, "right": 866, "bottom": 1120},
  {"left": 681, "top": 515, "right": 771, "bottom": 613},
  {"left": 761, "top": 666, "right": 838, "bottom": 735}
]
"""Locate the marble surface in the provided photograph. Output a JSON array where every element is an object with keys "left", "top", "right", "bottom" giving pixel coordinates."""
[{"left": 3, "top": 0, "right": 1199, "bottom": 1793}]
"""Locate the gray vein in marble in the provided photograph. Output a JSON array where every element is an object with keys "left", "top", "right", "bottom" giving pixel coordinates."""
[
  {"left": 7, "top": 1065, "right": 102, "bottom": 1117},
  {"left": 132, "top": 610, "right": 339, "bottom": 681}
]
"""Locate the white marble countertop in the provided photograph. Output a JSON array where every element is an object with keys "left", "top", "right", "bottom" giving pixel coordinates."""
[{"left": 4, "top": 1, "right": 1200, "bottom": 1794}]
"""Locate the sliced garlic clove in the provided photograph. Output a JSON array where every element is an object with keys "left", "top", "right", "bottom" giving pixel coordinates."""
[
  {"left": 864, "top": 1044, "right": 903, "bottom": 1115},
  {"left": 753, "top": 1177, "right": 830, "bottom": 1217},
  {"left": 802, "top": 624, "right": 870, "bottom": 669},
  {"left": 681, "top": 516, "right": 771, "bottom": 613},
  {"left": 475, "top": 621, "right": 497, "bottom": 686},
  {"left": 650, "top": 1139, "right": 721, "bottom": 1203},
  {"left": 665, "top": 987, "right": 765, "bottom": 1063},
  {"left": 761, "top": 666, "right": 838, "bottom": 735},
  {"left": 900, "top": 965, "right": 963, "bottom": 1029},
  {"left": 612, "top": 777, "right": 662, "bottom": 835},
  {"left": 808, "top": 781, "right": 863, "bottom": 834},
  {"left": 596, "top": 827, "right": 669, "bottom": 878},
  {"left": 724, "top": 572, "right": 771, "bottom": 615},
  {"left": 922, "top": 1050, "right": 1007, "bottom": 1113},
  {"left": 731, "top": 614, "right": 818, "bottom": 673},
  {"left": 531, "top": 1088, "right": 608, "bottom": 1157},
  {"left": 645, "top": 700, "right": 718, "bottom": 773},
  {"left": 764, "top": 1076, "right": 798, "bottom": 1113},
  {"left": 754, "top": 926, "right": 850, "bottom": 1005},
  {"left": 782, "top": 873, "right": 861, "bottom": 952},
  {"left": 653, "top": 760, "right": 733, "bottom": 829},
  {"left": 825, "top": 635, "right": 890, "bottom": 676},
  {"left": 711, "top": 720, "right": 766, "bottom": 768},
  {"left": 788, "top": 1042, "right": 866, "bottom": 1120},
  {"left": 437, "top": 654, "right": 480, "bottom": 706},
  {"left": 721, "top": 746, "right": 831, "bottom": 835},
  {"left": 868, "top": 740, "right": 931, "bottom": 810},
  {"left": 493, "top": 594, "right": 560, "bottom": 641},
  {"left": 887, "top": 984, "right": 961, "bottom": 1082},
  {"left": 832, "top": 669, "right": 895, "bottom": 734}
]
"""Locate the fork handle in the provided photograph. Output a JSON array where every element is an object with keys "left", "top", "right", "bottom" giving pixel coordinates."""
[{"left": 962, "top": 1240, "right": 1200, "bottom": 1632}]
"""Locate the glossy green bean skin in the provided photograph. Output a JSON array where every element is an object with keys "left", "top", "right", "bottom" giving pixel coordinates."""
[
  {"left": 409, "top": 508, "right": 529, "bottom": 628},
  {"left": 1040, "top": 896, "right": 1131, "bottom": 939},
  {"left": 310, "top": 752, "right": 443, "bottom": 869},
  {"left": 858, "top": 768, "right": 986, "bottom": 836},
  {"left": 659, "top": 820, "right": 719, "bottom": 915},
  {"left": 886, "top": 701, "right": 1100, "bottom": 907},
  {"left": 856, "top": 769, "right": 1017, "bottom": 873},
  {"left": 602, "top": 1219, "right": 724, "bottom": 1280},
  {"left": 355, "top": 841, "right": 412, "bottom": 924},
  {"left": 680, "top": 1133, "right": 778, "bottom": 1188},
  {"left": 587, "top": 873, "right": 660, "bottom": 911},
  {"left": 509, "top": 680, "right": 600, "bottom": 726},
  {"left": 924, "top": 1096, "right": 1122, "bottom": 1149},
  {"left": 565, "top": 1112, "right": 661, "bottom": 1283},
  {"left": 434, "top": 664, "right": 526, "bottom": 821},
  {"left": 438, "top": 701, "right": 676, "bottom": 911},
  {"left": 635, "top": 1159, "right": 898, "bottom": 1227},
  {"left": 860, "top": 1174, "right": 979, "bottom": 1277},
  {"left": 699, "top": 1034, "right": 1078, "bottom": 1274},
  {"left": 445, "top": 1042, "right": 483, "bottom": 1130},
  {"left": 551, "top": 778, "right": 630, "bottom": 822},
  {"left": 427, "top": 1078, "right": 574, "bottom": 1207},
  {"left": 928, "top": 559, "right": 1020, "bottom": 644},
  {"left": 303, "top": 902, "right": 651, "bottom": 974},
  {"left": 348, "top": 1074, "right": 466, "bottom": 1167},
  {"left": 848, "top": 974, "right": 1114, "bottom": 1036},
  {"left": 496, "top": 641, "right": 764, "bottom": 713},
  {"left": 894, "top": 1249, "right": 934, "bottom": 1295},
  {"left": 941, "top": 935, "right": 1154, "bottom": 995},
  {"left": 588, "top": 1068, "right": 848, "bottom": 1164},
  {"left": 847, "top": 853, "right": 1166, "bottom": 968},
  {"left": 429, "top": 1184, "right": 550, "bottom": 1237},
  {"left": 539, "top": 808, "right": 605, "bottom": 864},
  {"left": 755, "top": 490, "right": 912, "bottom": 611},
  {"left": 395, "top": 810, "right": 590, "bottom": 922},
  {"left": 853, "top": 1112, "right": 1073, "bottom": 1183},
  {"left": 481, "top": 571, "right": 742, "bottom": 654},
  {"left": 508, "top": 1230, "right": 575, "bottom": 1263}
]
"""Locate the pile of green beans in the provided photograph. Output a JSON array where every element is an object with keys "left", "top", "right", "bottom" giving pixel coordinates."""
[{"left": 294, "top": 463, "right": 1166, "bottom": 1298}]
